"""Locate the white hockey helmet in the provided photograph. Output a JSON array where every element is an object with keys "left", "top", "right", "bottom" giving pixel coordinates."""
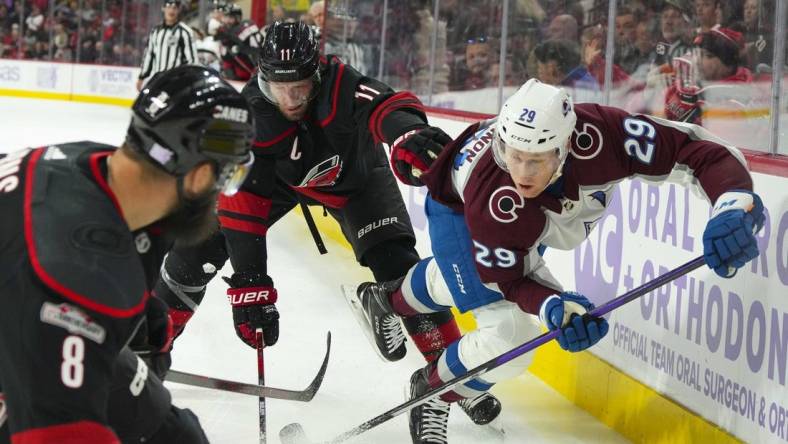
[{"left": 493, "top": 79, "right": 577, "bottom": 183}]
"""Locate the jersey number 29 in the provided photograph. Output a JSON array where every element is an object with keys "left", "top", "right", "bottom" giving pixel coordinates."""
[
  {"left": 474, "top": 241, "right": 516, "bottom": 268},
  {"left": 623, "top": 118, "right": 656, "bottom": 164}
]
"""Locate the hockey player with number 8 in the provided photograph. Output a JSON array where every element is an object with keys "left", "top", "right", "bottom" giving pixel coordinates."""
[
  {"left": 349, "top": 79, "right": 764, "bottom": 443},
  {"left": 0, "top": 65, "right": 255, "bottom": 444}
]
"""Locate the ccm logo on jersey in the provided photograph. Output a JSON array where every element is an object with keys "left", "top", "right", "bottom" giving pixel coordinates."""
[
  {"left": 214, "top": 106, "right": 249, "bottom": 123},
  {"left": 227, "top": 288, "right": 277, "bottom": 306},
  {"left": 358, "top": 217, "right": 398, "bottom": 239}
]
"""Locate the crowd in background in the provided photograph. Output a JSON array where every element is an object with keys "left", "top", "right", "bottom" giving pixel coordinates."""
[
  {"left": 0, "top": 0, "right": 785, "bottom": 142},
  {"left": 295, "top": 0, "right": 783, "bottom": 97}
]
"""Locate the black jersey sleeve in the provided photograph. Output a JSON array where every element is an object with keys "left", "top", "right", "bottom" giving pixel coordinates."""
[{"left": 348, "top": 69, "right": 430, "bottom": 145}]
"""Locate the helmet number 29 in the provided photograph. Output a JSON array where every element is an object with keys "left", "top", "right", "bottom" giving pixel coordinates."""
[
  {"left": 623, "top": 118, "right": 656, "bottom": 165},
  {"left": 519, "top": 108, "right": 536, "bottom": 123}
]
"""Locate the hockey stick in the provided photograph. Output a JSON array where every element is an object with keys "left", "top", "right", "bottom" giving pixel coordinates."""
[
  {"left": 257, "top": 329, "right": 267, "bottom": 444},
  {"left": 166, "top": 331, "right": 331, "bottom": 402},
  {"left": 280, "top": 256, "right": 706, "bottom": 444}
]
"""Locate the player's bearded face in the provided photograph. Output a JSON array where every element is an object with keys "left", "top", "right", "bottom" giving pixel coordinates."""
[
  {"left": 503, "top": 148, "right": 561, "bottom": 199},
  {"left": 158, "top": 179, "right": 220, "bottom": 247}
]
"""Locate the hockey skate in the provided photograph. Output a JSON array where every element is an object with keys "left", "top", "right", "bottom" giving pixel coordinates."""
[
  {"left": 409, "top": 366, "right": 450, "bottom": 444},
  {"left": 342, "top": 281, "right": 407, "bottom": 362},
  {"left": 458, "top": 391, "right": 502, "bottom": 425}
]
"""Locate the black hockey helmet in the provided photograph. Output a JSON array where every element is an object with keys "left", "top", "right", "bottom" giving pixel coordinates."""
[
  {"left": 126, "top": 64, "right": 255, "bottom": 196},
  {"left": 257, "top": 21, "right": 321, "bottom": 105},
  {"left": 225, "top": 3, "right": 243, "bottom": 18}
]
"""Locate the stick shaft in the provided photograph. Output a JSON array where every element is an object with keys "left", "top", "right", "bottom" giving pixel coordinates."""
[
  {"left": 326, "top": 255, "right": 706, "bottom": 443},
  {"left": 257, "top": 329, "right": 266, "bottom": 444}
]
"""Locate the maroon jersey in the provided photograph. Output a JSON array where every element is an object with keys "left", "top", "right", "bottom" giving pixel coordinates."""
[{"left": 421, "top": 103, "right": 752, "bottom": 314}]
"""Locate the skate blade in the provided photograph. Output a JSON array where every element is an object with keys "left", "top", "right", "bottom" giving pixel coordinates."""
[{"left": 341, "top": 284, "right": 391, "bottom": 363}]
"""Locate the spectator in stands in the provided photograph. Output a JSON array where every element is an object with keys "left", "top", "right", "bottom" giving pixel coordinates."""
[
  {"left": 614, "top": 6, "right": 641, "bottom": 74},
  {"left": 534, "top": 39, "right": 599, "bottom": 102},
  {"left": 309, "top": 1, "right": 325, "bottom": 29},
  {"left": 80, "top": 35, "right": 98, "bottom": 63},
  {"left": 25, "top": 4, "right": 43, "bottom": 33},
  {"left": 655, "top": 0, "right": 693, "bottom": 67},
  {"left": 542, "top": 0, "right": 584, "bottom": 29},
  {"left": 581, "top": 24, "right": 630, "bottom": 87},
  {"left": 451, "top": 36, "right": 494, "bottom": 91},
  {"left": 663, "top": 28, "right": 752, "bottom": 124},
  {"left": 52, "top": 22, "right": 72, "bottom": 61},
  {"left": 546, "top": 14, "right": 578, "bottom": 42},
  {"left": 0, "top": 5, "right": 10, "bottom": 31},
  {"left": 629, "top": 18, "right": 660, "bottom": 81},
  {"left": 2, "top": 22, "right": 20, "bottom": 58},
  {"left": 741, "top": 0, "right": 773, "bottom": 72},
  {"left": 695, "top": 27, "right": 751, "bottom": 82},
  {"left": 638, "top": 0, "right": 694, "bottom": 94},
  {"left": 694, "top": 0, "right": 721, "bottom": 33},
  {"left": 506, "top": 17, "right": 540, "bottom": 83},
  {"left": 410, "top": 3, "right": 449, "bottom": 94}
]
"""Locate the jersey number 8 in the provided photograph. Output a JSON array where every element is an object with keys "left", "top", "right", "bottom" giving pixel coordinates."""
[{"left": 61, "top": 335, "right": 85, "bottom": 389}]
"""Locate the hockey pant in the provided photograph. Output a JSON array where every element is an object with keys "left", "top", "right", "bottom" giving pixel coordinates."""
[{"left": 394, "top": 197, "right": 541, "bottom": 401}]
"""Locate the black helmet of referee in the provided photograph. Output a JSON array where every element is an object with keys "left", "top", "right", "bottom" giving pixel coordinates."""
[
  {"left": 126, "top": 64, "right": 254, "bottom": 196},
  {"left": 257, "top": 21, "right": 320, "bottom": 105}
]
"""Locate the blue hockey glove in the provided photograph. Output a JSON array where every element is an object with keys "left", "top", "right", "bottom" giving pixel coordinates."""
[
  {"left": 703, "top": 190, "right": 765, "bottom": 278},
  {"left": 539, "top": 292, "right": 608, "bottom": 352}
]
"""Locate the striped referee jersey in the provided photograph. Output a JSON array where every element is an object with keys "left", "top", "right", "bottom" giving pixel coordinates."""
[{"left": 139, "top": 21, "right": 198, "bottom": 80}]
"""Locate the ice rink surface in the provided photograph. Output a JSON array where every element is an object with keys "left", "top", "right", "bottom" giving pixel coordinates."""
[{"left": 1, "top": 97, "right": 629, "bottom": 443}]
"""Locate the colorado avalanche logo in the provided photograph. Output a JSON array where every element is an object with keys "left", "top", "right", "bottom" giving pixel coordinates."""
[
  {"left": 570, "top": 122, "right": 604, "bottom": 160},
  {"left": 489, "top": 186, "right": 525, "bottom": 223}
]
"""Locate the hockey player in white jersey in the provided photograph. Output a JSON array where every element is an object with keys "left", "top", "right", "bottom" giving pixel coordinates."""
[{"left": 347, "top": 79, "right": 764, "bottom": 443}]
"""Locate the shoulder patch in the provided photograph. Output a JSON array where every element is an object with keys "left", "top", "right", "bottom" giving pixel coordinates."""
[{"left": 25, "top": 149, "right": 147, "bottom": 318}]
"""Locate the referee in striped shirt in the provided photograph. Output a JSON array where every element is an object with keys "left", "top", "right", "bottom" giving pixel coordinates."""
[{"left": 136, "top": 0, "right": 198, "bottom": 90}]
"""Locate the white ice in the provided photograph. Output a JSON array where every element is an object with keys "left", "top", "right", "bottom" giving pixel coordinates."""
[{"left": 0, "top": 97, "right": 629, "bottom": 444}]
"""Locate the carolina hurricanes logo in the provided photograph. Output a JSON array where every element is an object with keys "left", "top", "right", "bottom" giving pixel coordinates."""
[
  {"left": 489, "top": 186, "right": 525, "bottom": 223},
  {"left": 570, "top": 122, "right": 604, "bottom": 160}
]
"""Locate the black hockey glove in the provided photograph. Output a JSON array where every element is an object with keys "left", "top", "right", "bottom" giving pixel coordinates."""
[
  {"left": 390, "top": 126, "right": 452, "bottom": 186},
  {"left": 224, "top": 273, "right": 280, "bottom": 348},
  {"left": 130, "top": 296, "right": 174, "bottom": 379}
]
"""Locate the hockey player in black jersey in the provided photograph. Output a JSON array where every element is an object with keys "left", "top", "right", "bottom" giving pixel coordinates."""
[
  {"left": 214, "top": 2, "right": 264, "bottom": 81},
  {"left": 155, "top": 21, "right": 503, "bottom": 426},
  {"left": 0, "top": 65, "right": 254, "bottom": 444}
]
